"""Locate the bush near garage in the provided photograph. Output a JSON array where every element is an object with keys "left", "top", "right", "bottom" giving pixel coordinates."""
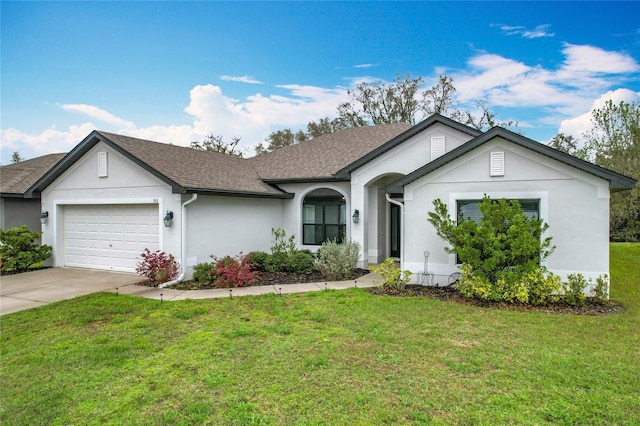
[{"left": 0, "top": 225, "right": 52, "bottom": 273}]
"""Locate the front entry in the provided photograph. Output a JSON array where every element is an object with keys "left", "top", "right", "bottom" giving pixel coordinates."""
[{"left": 390, "top": 203, "right": 401, "bottom": 258}]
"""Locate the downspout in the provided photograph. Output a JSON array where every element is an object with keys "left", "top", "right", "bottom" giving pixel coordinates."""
[
  {"left": 385, "top": 193, "right": 406, "bottom": 278},
  {"left": 159, "top": 193, "right": 198, "bottom": 288}
]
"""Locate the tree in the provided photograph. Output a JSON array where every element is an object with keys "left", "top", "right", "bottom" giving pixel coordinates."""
[
  {"left": 336, "top": 73, "right": 425, "bottom": 126},
  {"left": 11, "top": 151, "right": 24, "bottom": 163},
  {"left": 255, "top": 129, "right": 307, "bottom": 155},
  {"left": 583, "top": 100, "right": 640, "bottom": 241},
  {"left": 547, "top": 132, "right": 587, "bottom": 159},
  {"left": 190, "top": 134, "right": 243, "bottom": 157}
]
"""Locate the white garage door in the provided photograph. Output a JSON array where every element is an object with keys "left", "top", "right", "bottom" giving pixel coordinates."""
[{"left": 64, "top": 204, "right": 160, "bottom": 272}]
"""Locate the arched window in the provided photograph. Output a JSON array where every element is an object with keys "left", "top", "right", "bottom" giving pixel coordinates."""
[{"left": 302, "top": 188, "right": 346, "bottom": 245}]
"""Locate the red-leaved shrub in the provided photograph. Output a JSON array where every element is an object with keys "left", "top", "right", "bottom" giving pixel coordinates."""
[
  {"left": 212, "top": 252, "right": 257, "bottom": 288},
  {"left": 136, "top": 248, "right": 179, "bottom": 285}
]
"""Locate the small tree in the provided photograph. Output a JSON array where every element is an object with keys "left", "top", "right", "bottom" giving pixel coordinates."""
[
  {"left": 0, "top": 226, "right": 52, "bottom": 272},
  {"left": 428, "top": 196, "right": 555, "bottom": 287}
]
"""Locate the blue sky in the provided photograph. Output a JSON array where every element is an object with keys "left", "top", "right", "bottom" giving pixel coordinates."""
[{"left": 2, "top": 1, "right": 639, "bottom": 164}]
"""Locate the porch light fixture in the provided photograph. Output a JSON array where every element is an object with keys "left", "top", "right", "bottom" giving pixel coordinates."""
[
  {"left": 40, "top": 211, "right": 49, "bottom": 224},
  {"left": 352, "top": 209, "right": 360, "bottom": 224},
  {"left": 163, "top": 211, "right": 174, "bottom": 227}
]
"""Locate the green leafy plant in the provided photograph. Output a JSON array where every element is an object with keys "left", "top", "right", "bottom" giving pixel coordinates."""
[
  {"left": 314, "top": 239, "right": 361, "bottom": 281},
  {"left": 271, "top": 227, "right": 296, "bottom": 257},
  {"left": 563, "top": 274, "right": 588, "bottom": 307},
  {"left": 192, "top": 262, "right": 217, "bottom": 284},
  {"left": 136, "top": 248, "right": 180, "bottom": 285},
  {"left": 287, "top": 250, "right": 315, "bottom": 274},
  {"left": 374, "top": 258, "right": 412, "bottom": 291},
  {"left": 429, "top": 196, "right": 559, "bottom": 304},
  {"left": 0, "top": 225, "right": 52, "bottom": 272},
  {"left": 593, "top": 274, "right": 610, "bottom": 301}
]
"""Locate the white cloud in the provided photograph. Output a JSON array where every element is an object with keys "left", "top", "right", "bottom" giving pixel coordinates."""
[
  {"left": 558, "top": 89, "right": 640, "bottom": 141},
  {"left": 353, "top": 63, "right": 377, "bottom": 69},
  {"left": 220, "top": 75, "right": 263, "bottom": 84},
  {"left": 492, "top": 23, "right": 554, "bottom": 39},
  {"left": 560, "top": 43, "right": 640, "bottom": 74},
  {"left": 60, "top": 104, "right": 135, "bottom": 129}
]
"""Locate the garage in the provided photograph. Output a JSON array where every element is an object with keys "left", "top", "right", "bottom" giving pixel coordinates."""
[{"left": 63, "top": 204, "right": 159, "bottom": 272}]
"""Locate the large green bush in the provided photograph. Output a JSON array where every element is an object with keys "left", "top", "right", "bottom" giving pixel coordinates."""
[
  {"left": 314, "top": 239, "right": 360, "bottom": 281},
  {"left": 0, "top": 226, "right": 52, "bottom": 272},
  {"left": 253, "top": 229, "right": 316, "bottom": 274},
  {"left": 428, "top": 196, "right": 555, "bottom": 284}
]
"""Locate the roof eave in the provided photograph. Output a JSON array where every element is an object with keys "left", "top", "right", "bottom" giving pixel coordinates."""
[
  {"left": 26, "top": 131, "right": 186, "bottom": 197},
  {"left": 183, "top": 187, "right": 294, "bottom": 199},
  {"left": 262, "top": 176, "right": 349, "bottom": 184}
]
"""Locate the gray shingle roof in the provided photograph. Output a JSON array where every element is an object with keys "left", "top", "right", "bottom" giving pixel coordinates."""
[
  {"left": 249, "top": 123, "right": 412, "bottom": 181},
  {"left": 98, "top": 132, "right": 287, "bottom": 197},
  {"left": 1, "top": 153, "right": 66, "bottom": 196}
]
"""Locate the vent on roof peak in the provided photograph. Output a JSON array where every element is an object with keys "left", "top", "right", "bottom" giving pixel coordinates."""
[
  {"left": 98, "top": 151, "right": 108, "bottom": 178},
  {"left": 431, "top": 136, "right": 445, "bottom": 161},
  {"left": 490, "top": 151, "right": 504, "bottom": 177}
]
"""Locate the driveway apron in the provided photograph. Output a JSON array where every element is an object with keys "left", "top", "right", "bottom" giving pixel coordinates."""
[{"left": 0, "top": 268, "right": 143, "bottom": 315}]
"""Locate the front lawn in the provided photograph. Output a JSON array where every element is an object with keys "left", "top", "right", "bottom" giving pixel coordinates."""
[{"left": 1, "top": 243, "right": 639, "bottom": 425}]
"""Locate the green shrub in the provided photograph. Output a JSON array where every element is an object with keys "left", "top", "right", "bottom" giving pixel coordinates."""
[
  {"left": 0, "top": 225, "right": 52, "bottom": 272},
  {"left": 314, "top": 239, "right": 361, "bottom": 281},
  {"left": 563, "top": 274, "right": 588, "bottom": 306},
  {"left": 457, "top": 264, "right": 562, "bottom": 305},
  {"left": 192, "top": 262, "right": 217, "bottom": 284},
  {"left": 523, "top": 268, "right": 561, "bottom": 305},
  {"left": 593, "top": 274, "right": 610, "bottom": 301},
  {"left": 374, "top": 258, "right": 412, "bottom": 291},
  {"left": 428, "top": 196, "right": 554, "bottom": 286},
  {"left": 248, "top": 251, "right": 269, "bottom": 272},
  {"left": 287, "top": 250, "right": 315, "bottom": 274},
  {"left": 271, "top": 227, "right": 296, "bottom": 256}
]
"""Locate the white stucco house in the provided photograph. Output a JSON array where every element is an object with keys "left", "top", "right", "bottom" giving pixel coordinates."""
[{"left": 27, "top": 114, "right": 636, "bottom": 286}]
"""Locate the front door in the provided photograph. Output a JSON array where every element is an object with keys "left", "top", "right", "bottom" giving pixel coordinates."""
[{"left": 390, "top": 203, "right": 401, "bottom": 258}]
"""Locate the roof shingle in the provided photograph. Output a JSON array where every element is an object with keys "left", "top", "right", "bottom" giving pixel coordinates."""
[{"left": 1, "top": 153, "right": 66, "bottom": 195}]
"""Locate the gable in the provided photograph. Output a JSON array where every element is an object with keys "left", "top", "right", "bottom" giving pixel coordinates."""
[
  {"left": 387, "top": 127, "right": 637, "bottom": 194},
  {"left": 45, "top": 141, "right": 169, "bottom": 194},
  {"left": 402, "top": 138, "right": 611, "bottom": 200},
  {"left": 349, "top": 121, "right": 478, "bottom": 185}
]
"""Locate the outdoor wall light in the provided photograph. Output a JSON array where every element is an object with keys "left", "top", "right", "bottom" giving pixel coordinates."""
[
  {"left": 40, "top": 211, "right": 49, "bottom": 224},
  {"left": 163, "top": 211, "right": 174, "bottom": 227},
  {"left": 352, "top": 209, "right": 360, "bottom": 224}
]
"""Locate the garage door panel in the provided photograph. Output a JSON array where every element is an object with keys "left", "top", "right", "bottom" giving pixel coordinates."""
[{"left": 64, "top": 204, "right": 159, "bottom": 272}]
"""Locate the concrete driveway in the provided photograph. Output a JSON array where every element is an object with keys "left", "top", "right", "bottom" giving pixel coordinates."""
[{"left": 0, "top": 268, "right": 144, "bottom": 316}]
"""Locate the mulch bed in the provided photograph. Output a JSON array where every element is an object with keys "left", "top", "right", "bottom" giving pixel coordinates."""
[
  {"left": 367, "top": 284, "right": 624, "bottom": 316},
  {"left": 161, "top": 268, "right": 370, "bottom": 290}
]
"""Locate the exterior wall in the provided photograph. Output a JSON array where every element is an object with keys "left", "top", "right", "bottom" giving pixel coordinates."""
[
  {"left": 184, "top": 195, "right": 284, "bottom": 276},
  {"left": 0, "top": 197, "right": 42, "bottom": 234},
  {"left": 402, "top": 138, "right": 611, "bottom": 290},
  {"left": 41, "top": 142, "right": 182, "bottom": 269},
  {"left": 350, "top": 123, "right": 476, "bottom": 267}
]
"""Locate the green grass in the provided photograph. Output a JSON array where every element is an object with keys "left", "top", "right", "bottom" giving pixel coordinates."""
[{"left": 1, "top": 243, "right": 639, "bottom": 425}]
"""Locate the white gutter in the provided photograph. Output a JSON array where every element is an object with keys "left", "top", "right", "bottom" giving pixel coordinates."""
[
  {"left": 159, "top": 193, "right": 198, "bottom": 288},
  {"left": 385, "top": 193, "right": 406, "bottom": 278}
]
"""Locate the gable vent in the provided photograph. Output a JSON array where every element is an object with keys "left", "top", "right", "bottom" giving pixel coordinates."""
[
  {"left": 431, "top": 136, "right": 446, "bottom": 161},
  {"left": 98, "top": 152, "right": 108, "bottom": 178},
  {"left": 490, "top": 151, "right": 504, "bottom": 177}
]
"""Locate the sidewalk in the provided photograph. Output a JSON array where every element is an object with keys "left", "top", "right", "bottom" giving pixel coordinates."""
[{"left": 115, "top": 272, "right": 381, "bottom": 301}]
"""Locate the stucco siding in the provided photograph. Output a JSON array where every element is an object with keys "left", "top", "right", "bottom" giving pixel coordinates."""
[
  {"left": 0, "top": 198, "right": 42, "bottom": 233},
  {"left": 403, "top": 138, "right": 611, "bottom": 288},
  {"left": 185, "top": 195, "right": 284, "bottom": 272}
]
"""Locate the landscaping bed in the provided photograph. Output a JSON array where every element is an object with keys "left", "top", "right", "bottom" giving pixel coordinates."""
[
  {"left": 368, "top": 284, "right": 624, "bottom": 315},
  {"left": 164, "top": 268, "right": 370, "bottom": 290}
]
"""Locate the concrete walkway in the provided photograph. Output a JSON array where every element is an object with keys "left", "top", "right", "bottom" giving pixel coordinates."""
[{"left": 0, "top": 267, "right": 380, "bottom": 315}]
